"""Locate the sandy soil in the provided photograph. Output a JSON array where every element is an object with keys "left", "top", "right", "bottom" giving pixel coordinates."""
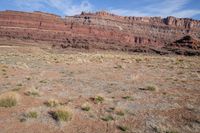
[{"left": 0, "top": 42, "right": 200, "bottom": 133}]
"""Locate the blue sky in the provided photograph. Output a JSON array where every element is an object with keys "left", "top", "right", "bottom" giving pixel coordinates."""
[{"left": 0, "top": 0, "right": 200, "bottom": 19}]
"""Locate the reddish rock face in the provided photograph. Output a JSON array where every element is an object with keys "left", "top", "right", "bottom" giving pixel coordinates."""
[
  {"left": 0, "top": 10, "right": 200, "bottom": 55},
  {"left": 165, "top": 35, "right": 200, "bottom": 55}
]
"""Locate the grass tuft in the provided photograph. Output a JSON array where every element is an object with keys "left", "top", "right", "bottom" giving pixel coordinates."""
[
  {"left": 39, "top": 80, "right": 47, "bottom": 84},
  {"left": 26, "top": 77, "right": 31, "bottom": 80},
  {"left": 44, "top": 99, "right": 59, "bottom": 107},
  {"left": 50, "top": 108, "right": 72, "bottom": 122},
  {"left": 114, "top": 64, "right": 125, "bottom": 69},
  {"left": 0, "top": 97, "right": 17, "bottom": 107},
  {"left": 116, "top": 110, "right": 125, "bottom": 116},
  {"left": 2, "top": 69, "right": 6, "bottom": 72},
  {"left": 0, "top": 92, "right": 19, "bottom": 108},
  {"left": 139, "top": 85, "right": 157, "bottom": 91},
  {"left": 81, "top": 103, "right": 91, "bottom": 111},
  {"left": 12, "top": 87, "right": 21, "bottom": 92},
  {"left": 16, "top": 83, "right": 23, "bottom": 87},
  {"left": 122, "top": 96, "right": 131, "bottom": 100},
  {"left": 165, "top": 131, "right": 178, "bottom": 133},
  {"left": 117, "top": 125, "right": 128, "bottom": 132},
  {"left": 20, "top": 111, "right": 38, "bottom": 122},
  {"left": 25, "top": 111, "right": 38, "bottom": 118},
  {"left": 91, "top": 96, "right": 104, "bottom": 104},
  {"left": 135, "top": 58, "right": 142, "bottom": 63},
  {"left": 101, "top": 115, "right": 114, "bottom": 121},
  {"left": 25, "top": 89, "right": 40, "bottom": 97}
]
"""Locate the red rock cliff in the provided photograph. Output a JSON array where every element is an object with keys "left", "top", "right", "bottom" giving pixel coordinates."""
[{"left": 0, "top": 10, "right": 200, "bottom": 55}]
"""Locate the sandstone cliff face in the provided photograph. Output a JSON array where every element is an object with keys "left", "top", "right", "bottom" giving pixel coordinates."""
[{"left": 0, "top": 10, "right": 200, "bottom": 55}]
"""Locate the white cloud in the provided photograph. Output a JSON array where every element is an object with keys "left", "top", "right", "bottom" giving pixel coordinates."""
[
  {"left": 110, "top": 0, "right": 200, "bottom": 18},
  {"left": 109, "top": 9, "right": 148, "bottom": 16},
  {"left": 110, "top": 9, "right": 148, "bottom": 17},
  {"left": 12, "top": 0, "right": 200, "bottom": 18},
  {"left": 47, "top": 0, "right": 93, "bottom": 16},
  {"left": 14, "top": 0, "right": 94, "bottom": 16}
]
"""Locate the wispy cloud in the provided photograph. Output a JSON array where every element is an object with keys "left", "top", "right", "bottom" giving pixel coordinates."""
[
  {"left": 109, "top": 9, "right": 149, "bottom": 17},
  {"left": 11, "top": 0, "right": 200, "bottom": 18},
  {"left": 14, "top": 0, "right": 93, "bottom": 16},
  {"left": 47, "top": 0, "right": 93, "bottom": 16},
  {"left": 110, "top": 0, "right": 200, "bottom": 18}
]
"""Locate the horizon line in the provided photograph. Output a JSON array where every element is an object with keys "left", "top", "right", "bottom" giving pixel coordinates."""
[{"left": 1, "top": 9, "right": 200, "bottom": 21}]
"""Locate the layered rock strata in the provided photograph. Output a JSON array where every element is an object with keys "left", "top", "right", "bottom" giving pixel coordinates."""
[{"left": 0, "top": 10, "right": 200, "bottom": 55}]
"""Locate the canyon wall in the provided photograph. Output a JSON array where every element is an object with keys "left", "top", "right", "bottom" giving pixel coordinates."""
[{"left": 0, "top": 10, "right": 200, "bottom": 55}]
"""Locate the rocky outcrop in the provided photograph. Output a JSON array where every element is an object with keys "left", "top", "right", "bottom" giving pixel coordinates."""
[
  {"left": 165, "top": 35, "right": 200, "bottom": 55},
  {"left": 0, "top": 10, "right": 200, "bottom": 55}
]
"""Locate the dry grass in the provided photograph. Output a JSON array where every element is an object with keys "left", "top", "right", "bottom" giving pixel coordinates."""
[
  {"left": 122, "top": 96, "right": 132, "bottom": 100},
  {"left": 117, "top": 125, "right": 128, "bottom": 132},
  {"left": 139, "top": 85, "right": 158, "bottom": 91},
  {"left": 39, "top": 80, "right": 47, "bottom": 84},
  {"left": 101, "top": 115, "right": 114, "bottom": 121},
  {"left": 16, "top": 83, "right": 23, "bottom": 87},
  {"left": 50, "top": 107, "right": 73, "bottom": 122},
  {"left": 0, "top": 45, "right": 199, "bottom": 132},
  {"left": 116, "top": 110, "right": 125, "bottom": 116},
  {"left": 81, "top": 103, "right": 91, "bottom": 111},
  {"left": 44, "top": 99, "right": 59, "bottom": 107},
  {"left": 25, "top": 88, "right": 40, "bottom": 97},
  {"left": 20, "top": 109, "right": 38, "bottom": 122},
  {"left": 25, "top": 111, "right": 38, "bottom": 118},
  {"left": 152, "top": 126, "right": 179, "bottom": 133},
  {"left": 114, "top": 64, "right": 125, "bottom": 69},
  {"left": 90, "top": 96, "right": 104, "bottom": 104},
  {"left": 12, "top": 87, "right": 21, "bottom": 92},
  {"left": 0, "top": 92, "right": 19, "bottom": 108}
]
